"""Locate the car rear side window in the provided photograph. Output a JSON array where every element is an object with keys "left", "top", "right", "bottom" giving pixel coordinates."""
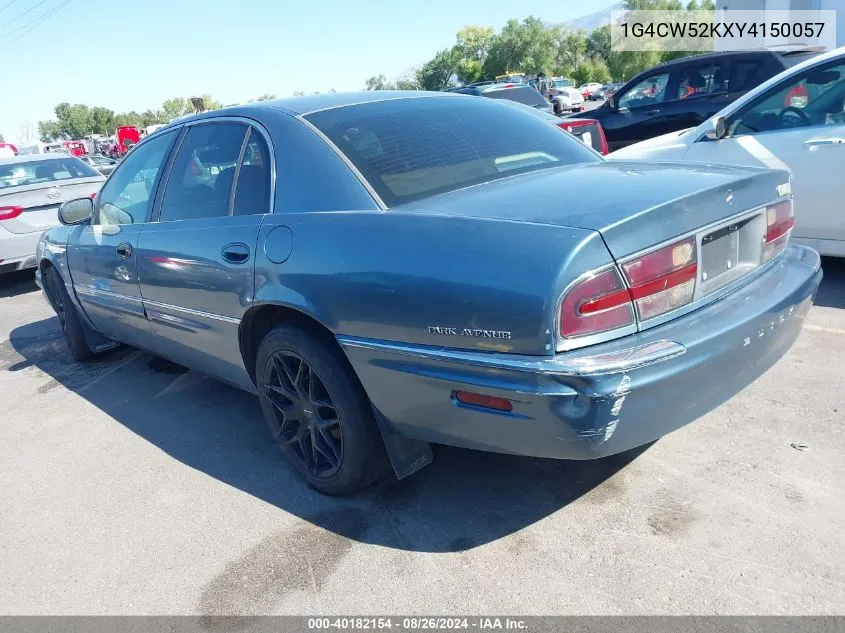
[
  {"left": 159, "top": 122, "right": 248, "bottom": 222},
  {"left": 305, "top": 97, "right": 600, "bottom": 206},
  {"left": 232, "top": 130, "right": 272, "bottom": 216},
  {"left": 730, "top": 60, "right": 763, "bottom": 92}
]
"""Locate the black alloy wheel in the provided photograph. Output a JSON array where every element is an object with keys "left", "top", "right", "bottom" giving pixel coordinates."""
[
  {"left": 255, "top": 325, "right": 389, "bottom": 495},
  {"left": 263, "top": 351, "right": 344, "bottom": 477}
]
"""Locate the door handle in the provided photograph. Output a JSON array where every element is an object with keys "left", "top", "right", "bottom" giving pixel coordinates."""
[
  {"left": 645, "top": 109, "right": 661, "bottom": 116},
  {"left": 116, "top": 242, "right": 133, "bottom": 258},
  {"left": 221, "top": 242, "right": 250, "bottom": 264},
  {"left": 803, "top": 138, "right": 845, "bottom": 148}
]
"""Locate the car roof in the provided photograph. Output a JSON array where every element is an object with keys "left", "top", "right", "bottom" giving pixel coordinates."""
[
  {"left": 648, "top": 45, "right": 825, "bottom": 71},
  {"left": 216, "top": 91, "right": 463, "bottom": 119},
  {"left": 0, "top": 153, "right": 74, "bottom": 165}
]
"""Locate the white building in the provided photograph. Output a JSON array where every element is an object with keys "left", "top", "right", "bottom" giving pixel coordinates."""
[{"left": 714, "top": 0, "right": 843, "bottom": 50}]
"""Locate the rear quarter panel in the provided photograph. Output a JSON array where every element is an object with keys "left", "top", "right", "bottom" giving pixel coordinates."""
[{"left": 254, "top": 211, "right": 613, "bottom": 355}]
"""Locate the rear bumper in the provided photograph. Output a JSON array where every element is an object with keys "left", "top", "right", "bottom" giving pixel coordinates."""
[
  {"left": 340, "top": 244, "right": 822, "bottom": 460},
  {"left": 0, "top": 225, "right": 40, "bottom": 272}
]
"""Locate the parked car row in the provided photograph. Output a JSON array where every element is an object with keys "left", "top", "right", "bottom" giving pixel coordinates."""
[
  {"left": 612, "top": 45, "right": 845, "bottom": 258},
  {"left": 571, "top": 45, "right": 825, "bottom": 151}
]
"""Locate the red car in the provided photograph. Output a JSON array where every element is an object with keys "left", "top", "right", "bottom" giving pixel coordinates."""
[
  {"left": 115, "top": 126, "right": 141, "bottom": 155},
  {"left": 0, "top": 142, "right": 18, "bottom": 157}
]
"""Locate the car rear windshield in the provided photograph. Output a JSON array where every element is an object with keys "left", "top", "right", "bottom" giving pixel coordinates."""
[
  {"left": 483, "top": 86, "right": 549, "bottom": 108},
  {"left": 305, "top": 96, "right": 599, "bottom": 206},
  {"left": 0, "top": 157, "right": 99, "bottom": 189}
]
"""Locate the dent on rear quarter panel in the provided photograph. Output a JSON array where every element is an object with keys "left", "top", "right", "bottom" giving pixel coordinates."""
[{"left": 253, "top": 210, "right": 614, "bottom": 355}]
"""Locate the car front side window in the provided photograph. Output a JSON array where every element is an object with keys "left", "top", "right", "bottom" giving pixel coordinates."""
[
  {"left": 728, "top": 60, "right": 845, "bottom": 137},
  {"left": 94, "top": 130, "right": 177, "bottom": 226},
  {"left": 616, "top": 72, "right": 670, "bottom": 110}
]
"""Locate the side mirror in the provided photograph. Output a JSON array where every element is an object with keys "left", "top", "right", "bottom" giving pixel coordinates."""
[
  {"left": 704, "top": 115, "right": 727, "bottom": 140},
  {"left": 606, "top": 95, "right": 616, "bottom": 110},
  {"left": 58, "top": 197, "right": 94, "bottom": 226}
]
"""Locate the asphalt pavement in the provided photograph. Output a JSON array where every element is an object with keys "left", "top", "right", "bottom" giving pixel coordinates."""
[{"left": 1, "top": 258, "right": 844, "bottom": 615}]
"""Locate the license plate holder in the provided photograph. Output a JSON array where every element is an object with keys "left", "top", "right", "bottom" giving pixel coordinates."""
[{"left": 701, "top": 224, "right": 741, "bottom": 282}]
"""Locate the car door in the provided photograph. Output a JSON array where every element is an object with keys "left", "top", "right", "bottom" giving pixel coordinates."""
[
  {"left": 687, "top": 57, "right": 845, "bottom": 249},
  {"left": 66, "top": 128, "right": 179, "bottom": 349},
  {"left": 601, "top": 70, "right": 674, "bottom": 151},
  {"left": 136, "top": 118, "right": 274, "bottom": 390}
]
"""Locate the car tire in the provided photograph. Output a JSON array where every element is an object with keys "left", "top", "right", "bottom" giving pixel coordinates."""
[
  {"left": 255, "top": 325, "right": 388, "bottom": 496},
  {"left": 43, "top": 267, "right": 95, "bottom": 362}
]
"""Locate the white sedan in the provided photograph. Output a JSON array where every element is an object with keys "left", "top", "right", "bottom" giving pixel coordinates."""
[{"left": 610, "top": 46, "right": 845, "bottom": 257}]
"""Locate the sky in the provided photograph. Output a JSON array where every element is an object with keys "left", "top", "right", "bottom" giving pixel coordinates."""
[{"left": 0, "top": 0, "right": 617, "bottom": 145}]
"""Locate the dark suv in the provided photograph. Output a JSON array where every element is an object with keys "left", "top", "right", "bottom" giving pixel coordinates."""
[{"left": 572, "top": 46, "right": 823, "bottom": 151}]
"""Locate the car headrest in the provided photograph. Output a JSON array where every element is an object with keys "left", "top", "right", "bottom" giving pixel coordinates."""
[{"left": 688, "top": 71, "right": 707, "bottom": 89}]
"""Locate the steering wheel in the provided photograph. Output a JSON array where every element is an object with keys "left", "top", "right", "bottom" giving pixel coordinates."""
[{"left": 778, "top": 106, "right": 812, "bottom": 128}]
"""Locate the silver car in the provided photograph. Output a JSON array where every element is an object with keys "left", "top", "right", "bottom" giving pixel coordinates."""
[
  {"left": 0, "top": 154, "right": 105, "bottom": 274},
  {"left": 79, "top": 154, "right": 119, "bottom": 176}
]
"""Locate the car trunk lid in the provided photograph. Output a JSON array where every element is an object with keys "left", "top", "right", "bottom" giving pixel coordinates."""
[
  {"left": 399, "top": 160, "right": 790, "bottom": 260},
  {"left": 0, "top": 177, "right": 102, "bottom": 234}
]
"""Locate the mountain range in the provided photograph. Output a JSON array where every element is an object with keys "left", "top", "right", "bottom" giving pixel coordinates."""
[{"left": 559, "top": 1, "right": 625, "bottom": 32}]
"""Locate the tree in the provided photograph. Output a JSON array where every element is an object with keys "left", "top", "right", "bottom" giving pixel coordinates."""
[
  {"left": 552, "top": 27, "right": 588, "bottom": 73},
  {"left": 141, "top": 109, "right": 164, "bottom": 127},
  {"left": 114, "top": 111, "right": 142, "bottom": 128},
  {"left": 394, "top": 77, "right": 420, "bottom": 91},
  {"left": 586, "top": 25, "right": 611, "bottom": 63},
  {"left": 453, "top": 25, "right": 495, "bottom": 84},
  {"left": 483, "top": 16, "right": 555, "bottom": 78},
  {"left": 365, "top": 74, "right": 393, "bottom": 90},
  {"left": 253, "top": 93, "right": 276, "bottom": 101},
  {"left": 194, "top": 94, "right": 222, "bottom": 111},
  {"left": 415, "top": 48, "right": 459, "bottom": 91},
  {"left": 18, "top": 121, "right": 36, "bottom": 146},
  {"left": 38, "top": 120, "right": 61, "bottom": 142},
  {"left": 572, "top": 58, "right": 612, "bottom": 85},
  {"left": 0, "top": 132, "right": 4, "bottom": 142},
  {"left": 292, "top": 91, "right": 305, "bottom": 97},
  {"left": 161, "top": 97, "right": 188, "bottom": 121},
  {"left": 54, "top": 103, "right": 93, "bottom": 139},
  {"left": 90, "top": 107, "right": 115, "bottom": 135}
]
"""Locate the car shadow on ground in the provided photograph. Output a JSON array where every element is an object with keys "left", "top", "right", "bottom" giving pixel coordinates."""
[
  {"left": 0, "top": 269, "right": 37, "bottom": 298},
  {"left": 7, "top": 315, "right": 646, "bottom": 553},
  {"left": 815, "top": 257, "right": 845, "bottom": 309}
]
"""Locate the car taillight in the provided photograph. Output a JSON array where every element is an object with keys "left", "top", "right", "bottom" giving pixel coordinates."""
[
  {"left": 0, "top": 205, "right": 23, "bottom": 221},
  {"left": 621, "top": 237, "right": 697, "bottom": 321},
  {"left": 762, "top": 200, "right": 794, "bottom": 263},
  {"left": 560, "top": 266, "right": 635, "bottom": 338},
  {"left": 88, "top": 193, "right": 97, "bottom": 199},
  {"left": 557, "top": 119, "right": 609, "bottom": 155}
]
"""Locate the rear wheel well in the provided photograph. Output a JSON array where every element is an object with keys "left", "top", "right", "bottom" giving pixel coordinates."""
[
  {"left": 239, "top": 304, "right": 342, "bottom": 385},
  {"left": 39, "top": 259, "right": 53, "bottom": 272}
]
